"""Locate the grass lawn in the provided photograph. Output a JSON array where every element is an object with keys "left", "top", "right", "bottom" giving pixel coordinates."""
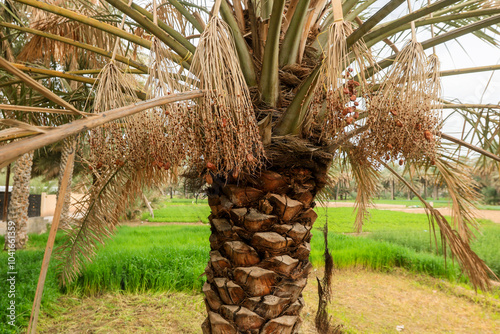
[{"left": 142, "top": 198, "right": 500, "bottom": 224}]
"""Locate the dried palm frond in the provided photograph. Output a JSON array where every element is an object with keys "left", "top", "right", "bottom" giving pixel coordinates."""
[
  {"left": 315, "top": 222, "right": 343, "bottom": 334},
  {"left": 59, "top": 43, "right": 184, "bottom": 286},
  {"left": 345, "top": 146, "right": 380, "bottom": 233},
  {"left": 312, "top": 1, "right": 374, "bottom": 140},
  {"left": 87, "top": 61, "right": 138, "bottom": 168},
  {"left": 187, "top": 12, "right": 264, "bottom": 175},
  {"left": 57, "top": 164, "right": 166, "bottom": 285},
  {"left": 18, "top": 0, "right": 114, "bottom": 68},
  {"left": 383, "top": 162, "right": 496, "bottom": 291}
]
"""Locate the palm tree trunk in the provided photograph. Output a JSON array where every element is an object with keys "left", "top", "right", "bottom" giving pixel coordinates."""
[
  {"left": 4, "top": 151, "right": 33, "bottom": 250},
  {"left": 202, "top": 165, "right": 327, "bottom": 333},
  {"left": 56, "top": 137, "right": 75, "bottom": 229}
]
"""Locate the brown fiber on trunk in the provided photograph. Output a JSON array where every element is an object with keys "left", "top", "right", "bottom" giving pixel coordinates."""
[{"left": 202, "top": 144, "right": 331, "bottom": 333}]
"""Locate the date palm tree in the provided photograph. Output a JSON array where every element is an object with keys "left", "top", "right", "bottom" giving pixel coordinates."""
[{"left": 1, "top": 0, "right": 500, "bottom": 332}]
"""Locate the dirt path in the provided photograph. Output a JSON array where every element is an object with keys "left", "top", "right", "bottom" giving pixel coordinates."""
[{"left": 326, "top": 202, "right": 500, "bottom": 224}]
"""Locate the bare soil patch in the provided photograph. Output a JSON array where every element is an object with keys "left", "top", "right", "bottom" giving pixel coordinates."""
[{"left": 37, "top": 269, "right": 500, "bottom": 333}]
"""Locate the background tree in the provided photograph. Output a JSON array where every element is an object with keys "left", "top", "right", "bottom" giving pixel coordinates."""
[{"left": 3, "top": 151, "right": 33, "bottom": 249}]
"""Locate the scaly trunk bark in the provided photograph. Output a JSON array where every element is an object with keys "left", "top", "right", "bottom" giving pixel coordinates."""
[
  {"left": 4, "top": 151, "right": 33, "bottom": 250},
  {"left": 202, "top": 165, "right": 327, "bottom": 333},
  {"left": 56, "top": 137, "right": 75, "bottom": 229}
]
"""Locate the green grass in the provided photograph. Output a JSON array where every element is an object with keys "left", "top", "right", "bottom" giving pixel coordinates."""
[
  {"left": 67, "top": 226, "right": 209, "bottom": 295},
  {"left": 366, "top": 225, "right": 500, "bottom": 276},
  {"left": 330, "top": 198, "right": 500, "bottom": 210},
  {"left": 477, "top": 204, "right": 500, "bottom": 210},
  {"left": 309, "top": 232, "right": 464, "bottom": 282},
  {"left": 142, "top": 198, "right": 499, "bottom": 224},
  {"left": 142, "top": 205, "right": 211, "bottom": 223},
  {"left": 143, "top": 203, "right": 438, "bottom": 227}
]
